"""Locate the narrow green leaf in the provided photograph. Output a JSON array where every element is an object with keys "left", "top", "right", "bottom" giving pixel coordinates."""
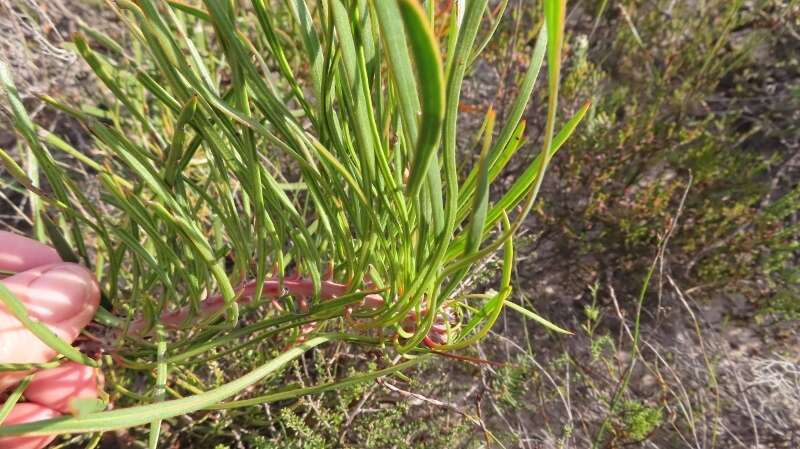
[
  {"left": 210, "top": 354, "right": 432, "bottom": 409},
  {"left": 288, "top": 0, "right": 324, "bottom": 99},
  {"left": 504, "top": 300, "right": 572, "bottom": 334},
  {"left": 468, "top": 0, "right": 510, "bottom": 67},
  {"left": 448, "top": 99, "right": 591, "bottom": 259},
  {"left": 167, "top": 0, "right": 211, "bottom": 22},
  {"left": 458, "top": 25, "right": 547, "bottom": 208},
  {"left": 373, "top": 0, "right": 445, "bottom": 233},
  {"left": 165, "top": 95, "right": 199, "bottom": 185},
  {"left": 42, "top": 214, "right": 80, "bottom": 264},
  {"left": 400, "top": 0, "right": 445, "bottom": 198},
  {"left": 465, "top": 108, "right": 495, "bottom": 254},
  {"left": 0, "top": 360, "right": 62, "bottom": 372},
  {"left": 0, "top": 147, "right": 44, "bottom": 198},
  {"left": 332, "top": 0, "right": 377, "bottom": 181}
]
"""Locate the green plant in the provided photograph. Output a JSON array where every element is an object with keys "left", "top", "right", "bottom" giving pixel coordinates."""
[
  {"left": 0, "top": 0, "right": 584, "bottom": 445},
  {"left": 619, "top": 400, "right": 663, "bottom": 442},
  {"left": 491, "top": 357, "right": 531, "bottom": 409}
]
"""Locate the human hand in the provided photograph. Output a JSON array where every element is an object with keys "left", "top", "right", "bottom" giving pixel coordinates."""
[{"left": 0, "top": 231, "right": 101, "bottom": 449}]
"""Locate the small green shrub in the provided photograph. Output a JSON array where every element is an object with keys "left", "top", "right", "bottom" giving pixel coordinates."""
[
  {"left": 620, "top": 400, "right": 662, "bottom": 442},
  {"left": 492, "top": 357, "right": 532, "bottom": 409}
]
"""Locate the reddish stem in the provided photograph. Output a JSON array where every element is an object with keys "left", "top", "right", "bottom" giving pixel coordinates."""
[{"left": 126, "top": 277, "right": 447, "bottom": 344}]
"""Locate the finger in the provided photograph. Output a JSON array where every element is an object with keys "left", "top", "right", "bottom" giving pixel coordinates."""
[
  {"left": 0, "top": 231, "right": 61, "bottom": 275},
  {"left": 0, "top": 263, "right": 100, "bottom": 391},
  {"left": 0, "top": 403, "right": 59, "bottom": 449},
  {"left": 22, "top": 362, "right": 101, "bottom": 414}
]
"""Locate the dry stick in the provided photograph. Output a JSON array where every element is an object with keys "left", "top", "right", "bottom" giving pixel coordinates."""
[
  {"left": 614, "top": 336, "right": 702, "bottom": 449},
  {"left": 608, "top": 255, "right": 719, "bottom": 445},
  {"left": 376, "top": 378, "right": 493, "bottom": 439},
  {"left": 607, "top": 282, "right": 633, "bottom": 343},
  {"left": 0, "top": 189, "right": 33, "bottom": 226},
  {"left": 337, "top": 354, "right": 400, "bottom": 444},
  {"left": 733, "top": 368, "right": 760, "bottom": 448},
  {"left": 715, "top": 422, "right": 749, "bottom": 449},
  {"left": 337, "top": 381, "right": 378, "bottom": 444},
  {"left": 474, "top": 343, "right": 518, "bottom": 444},
  {"left": 667, "top": 274, "right": 722, "bottom": 449},
  {"left": 640, "top": 339, "right": 700, "bottom": 449},
  {"left": 474, "top": 390, "right": 492, "bottom": 448},
  {"left": 489, "top": 331, "right": 575, "bottom": 429},
  {"left": 608, "top": 274, "right": 687, "bottom": 435},
  {"left": 747, "top": 357, "right": 800, "bottom": 438}
]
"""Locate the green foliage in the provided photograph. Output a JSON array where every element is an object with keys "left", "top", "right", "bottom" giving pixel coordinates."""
[
  {"left": 278, "top": 408, "right": 327, "bottom": 449},
  {"left": 619, "top": 400, "right": 663, "bottom": 442},
  {"left": 589, "top": 334, "right": 613, "bottom": 361},
  {"left": 758, "top": 186, "right": 800, "bottom": 319},
  {"left": 491, "top": 358, "right": 532, "bottom": 409},
  {"left": 548, "top": 0, "right": 799, "bottom": 306},
  {"left": 0, "top": 0, "right": 579, "bottom": 444}
]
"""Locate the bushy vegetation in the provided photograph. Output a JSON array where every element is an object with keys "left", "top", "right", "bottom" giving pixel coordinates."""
[{"left": 549, "top": 0, "right": 799, "bottom": 310}]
